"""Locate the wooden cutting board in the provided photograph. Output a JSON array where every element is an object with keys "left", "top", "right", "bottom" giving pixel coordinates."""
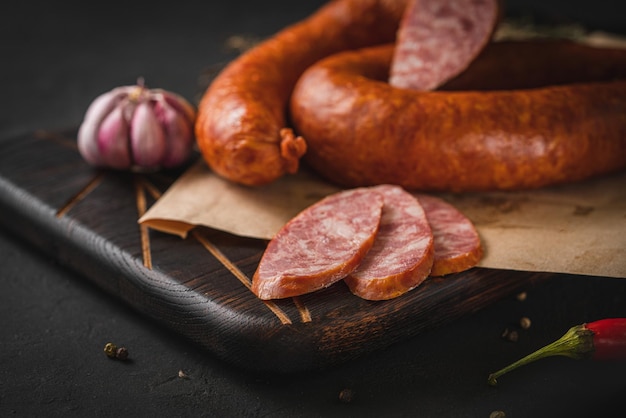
[{"left": 0, "top": 129, "right": 551, "bottom": 372}]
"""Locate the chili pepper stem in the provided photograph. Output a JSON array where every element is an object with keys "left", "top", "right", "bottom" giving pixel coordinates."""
[{"left": 487, "top": 324, "right": 594, "bottom": 386}]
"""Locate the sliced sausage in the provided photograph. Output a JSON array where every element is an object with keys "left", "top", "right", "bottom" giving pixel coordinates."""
[
  {"left": 390, "top": 0, "right": 499, "bottom": 90},
  {"left": 251, "top": 187, "right": 384, "bottom": 300},
  {"left": 416, "top": 194, "right": 483, "bottom": 276},
  {"left": 344, "top": 185, "right": 434, "bottom": 301}
]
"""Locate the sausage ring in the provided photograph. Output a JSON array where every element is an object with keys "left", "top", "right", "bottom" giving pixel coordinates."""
[{"left": 289, "top": 42, "right": 626, "bottom": 191}]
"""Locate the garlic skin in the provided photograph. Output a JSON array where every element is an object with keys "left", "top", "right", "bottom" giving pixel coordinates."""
[{"left": 77, "top": 81, "right": 196, "bottom": 170}]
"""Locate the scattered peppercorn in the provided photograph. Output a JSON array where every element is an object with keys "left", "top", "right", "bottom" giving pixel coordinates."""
[
  {"left": 516, "top": 292, "right": 527, "bottom": 302},
  {"left": 501, "top": 328, "right": 519, "bottom": 342},
  {"left": 519, "top": 317, "right": 532, "bottom": 330},
  {"left": 489, "top": 410, "right": 506, "bottom": 418},
  {"left": 115, "top": 346, "right": 129, "bottom": 360},
  {"left": 338, "top": 388, "right": 355, "bottom": 403},
  {"left": 104, "top": 342, "right": 117, "bottom": 358},
  {"left": 103, "top": 342, "right": 129, "bottom": 360}
]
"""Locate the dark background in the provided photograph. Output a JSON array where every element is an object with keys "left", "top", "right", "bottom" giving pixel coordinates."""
[{"left": 2, "top": 1, "right": 626, "bottom": 416}]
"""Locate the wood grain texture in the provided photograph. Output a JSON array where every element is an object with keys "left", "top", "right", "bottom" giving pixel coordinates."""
[{"left": 0, "top": 129, "right": 552, "bottom": 372}]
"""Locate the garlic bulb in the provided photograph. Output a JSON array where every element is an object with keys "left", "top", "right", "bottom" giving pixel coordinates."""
[{"left": 77, "top": 79, "right": 196, "bottom": 170}]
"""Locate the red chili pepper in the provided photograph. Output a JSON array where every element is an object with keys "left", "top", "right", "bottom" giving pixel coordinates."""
[
  {"left": 487, "top": 318, "right": 626, "bottom": 386},
  {"left": 587, "top": 318, "right": 626, "bottom": 360}
]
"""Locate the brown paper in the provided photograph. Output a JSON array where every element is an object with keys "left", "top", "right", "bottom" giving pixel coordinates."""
[
  {"left": 140, "top": 161, "right": 340, "bottom": 240},
  {"left": 140, "top": 160, "right": 626, "bottom": 278},
  {"left": 436, "top": 173, "right": 626, "bottom": 278}
]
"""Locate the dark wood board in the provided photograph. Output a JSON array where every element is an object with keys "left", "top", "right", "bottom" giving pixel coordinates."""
[{"left": 0, "top": 129, "right": 551, "bottom": 373}]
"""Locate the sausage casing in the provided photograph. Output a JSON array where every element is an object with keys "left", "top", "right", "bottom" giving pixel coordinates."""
[
  {"left": 289, "top": 42, "right": 626, "bottom": 191},
  {"left": 195, "top": 0, "right": 408, "bottom": 186}
]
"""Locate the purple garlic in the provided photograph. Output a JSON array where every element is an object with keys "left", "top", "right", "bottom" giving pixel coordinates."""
[{"left": 77, "top": 79, "right": 196, "bottom": 170}]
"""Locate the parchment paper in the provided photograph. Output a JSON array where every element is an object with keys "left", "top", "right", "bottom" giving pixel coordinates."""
[
  {"left": 140, "top": 162, "right": 340, "bottom": 240},
  {"left": 140, "top": 161, "right": 626, "bottom": 278}
]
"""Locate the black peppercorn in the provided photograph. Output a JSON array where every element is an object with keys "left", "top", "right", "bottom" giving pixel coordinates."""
[
  {"left": 501, "top": 328, "right": 519, "bottom": 342},
  {"left": 519, "top": 317, "right": 532, "bottom": 330},
  {"left": 339, "top": 388, "right": 355, "bottom": 403},
  {"left": 115, "top": 346, "right": 129, "bottom": 360}
]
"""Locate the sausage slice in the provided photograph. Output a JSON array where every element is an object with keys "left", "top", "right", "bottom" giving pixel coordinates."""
[
  {"left": 417, "top": 194, "right": 483, "bottom": 276},
  {"left": 344, "top": 185, "right": 434, "bottom": 300},
  {"left": 251, "top": 188, "right": 384, "bottom": 300},
  {"left": 390, "top": 0, "right": 499, "bottom": 90}
]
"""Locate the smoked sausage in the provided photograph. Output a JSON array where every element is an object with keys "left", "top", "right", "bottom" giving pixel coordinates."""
[
  {"left": 195, "top": 0, "right": 501, "bottom": 186},
  {"left": 416, "top": 194, "right": 483, "bottom": 276},
  {"left": 441, "top": 39, "right": 626, "bottom": 91},
  {"left": 195, "top": 0, "right": 410, "bottom": 186},
  {"left": 344, "top": 185, "right": 434, "bottom": 301},
  {"left": 390, "top": 0, "right": 499, "bottom": 90},
  {"left": 251, "top": 187, "right": 383, "bottom": 300},
  {"left": 289, "top": 42, "right": 626, "bottom": 192}
]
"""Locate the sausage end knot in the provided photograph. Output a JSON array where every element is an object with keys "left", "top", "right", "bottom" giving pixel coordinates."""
[{"left": 279, "top": 127, "right": 307, "bottom": 174}]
